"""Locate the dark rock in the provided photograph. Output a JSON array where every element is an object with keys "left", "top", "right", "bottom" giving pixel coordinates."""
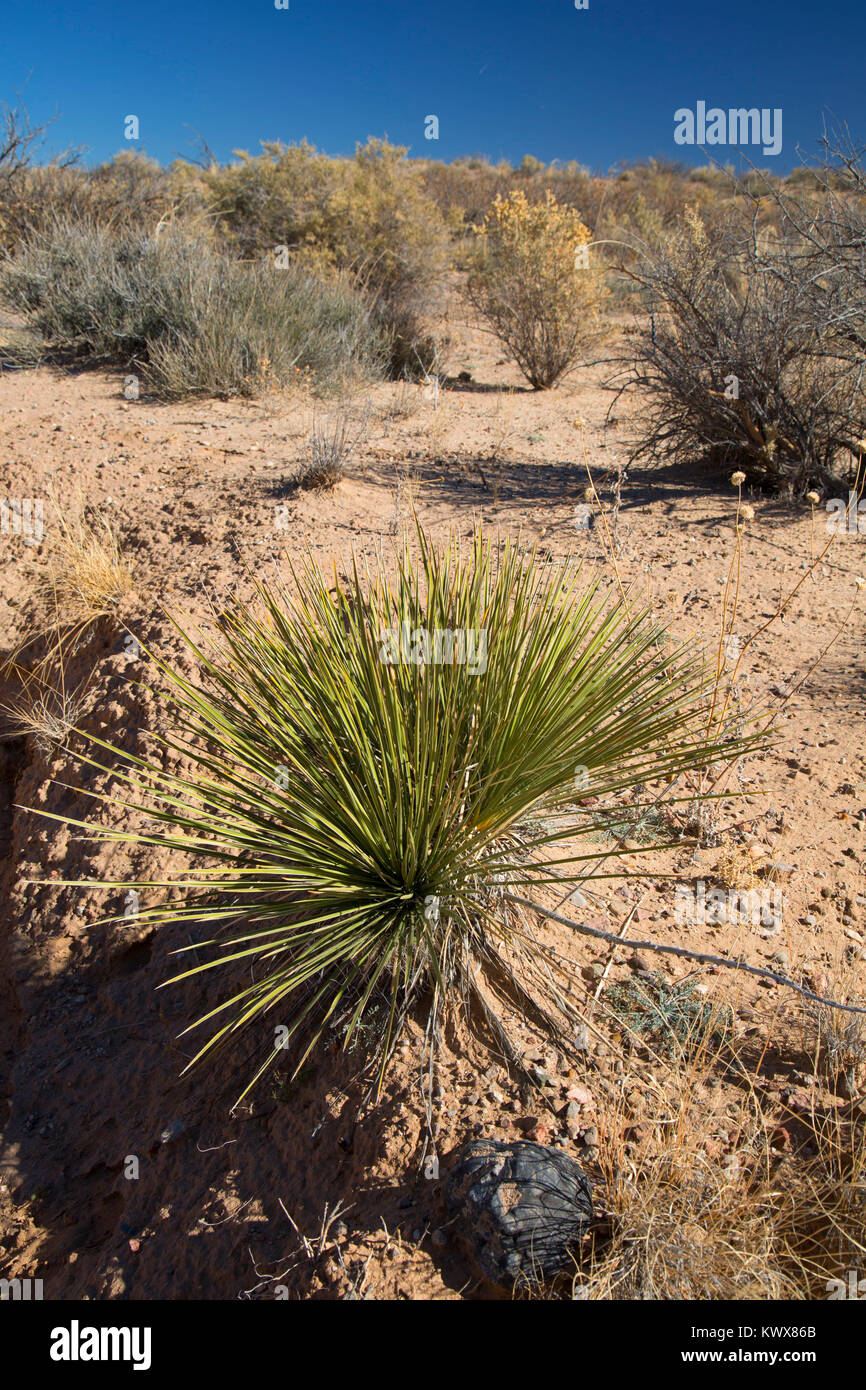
[
  {"left": 443, "top": 1138, "right": 593, "bottom": 1288},
  {"left": 630, "top": 949, "right": 655, "bottom": 973}
]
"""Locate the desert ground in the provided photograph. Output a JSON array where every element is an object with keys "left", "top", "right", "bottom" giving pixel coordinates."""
[{"left": 1, "top": 309, "right": 864, "bottom": 1300}]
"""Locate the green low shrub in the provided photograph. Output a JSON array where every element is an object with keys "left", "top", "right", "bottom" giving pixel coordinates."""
[{"left": 47, "top": 528, "right": 764, "bottom": 1102}]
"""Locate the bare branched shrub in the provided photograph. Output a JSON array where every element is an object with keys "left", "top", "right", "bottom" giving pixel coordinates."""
[
  {"left": 754, "top": 126, "right": 866, "bottom": 371},
  {"left": 0, "top": 99, "right": 80, "bottom": 249},
  {"left": 615, "top": 139, "right": 866, "bottom": 495}
]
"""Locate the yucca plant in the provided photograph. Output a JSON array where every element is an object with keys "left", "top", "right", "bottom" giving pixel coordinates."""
[{"left": 44, "top": 528, "right": 765, "bottom": 1104}]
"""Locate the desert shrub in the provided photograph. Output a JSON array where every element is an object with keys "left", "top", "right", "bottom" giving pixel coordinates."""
[
  {"left": 813, "top": 997, "right": 866, "bottom": 1098},
  {"left": 766, "top": 132, "right": 866, "bottom": 390},
  {"left": 1, "top": 135, "right": 184, "bottom": 251},
  {"left": 200, "top": 138, "right": 339, "bottom": 265},
  {"left": 146, "top": 261, "right": 383, "bottom": 400},
  {"left": 49, "top": 527, "right": 761, "bottom": 1101},
  {"left": 465, "top": 190, "right": 607, "bottom": 388},
  {"left": 0, "top": 218, "right": 385, "bottom": 396},
  {"left": 202, "top": 138, "right": 448, "bottom": 377},
  {"left": 1, "top": 218, "right": 200, "bottom": 358},
  {"left": 617, "top": 206, "right": 866, "bottom": 493}
]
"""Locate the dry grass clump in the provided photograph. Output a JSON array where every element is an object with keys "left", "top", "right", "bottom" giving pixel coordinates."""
[
  {"left": 0, "top": 498, "right": 130, "bottom": 748},
  {"left": 715, "top": 839, "right": 767, "bottom": 891},
  {"left": 577, "top": 1041, "right": 865, "bottom": 1300},
  {"left": 812, "top": 977, "right": 866, "bottom": 1099},
  {"left": 1, "top": 657, "right": 92, "bottom": 753},
  {"left": 287, "top": 404, "right": 370, "bottom": 491},
  {"left": 44, "top": 501, "right": 134, "bottom": 625}
]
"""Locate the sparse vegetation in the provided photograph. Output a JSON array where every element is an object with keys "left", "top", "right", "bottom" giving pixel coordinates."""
[
  {"left": 605, "top": 971, "right": 734, "bottom": 1058},
  {"left": 3, "top": 109, "right": 866, "bottom": 1305},
  {"left": 581, "top": 1063, "right": 866, "bottom": 1300},
  {"left": 293, "top": 404, "right": 370, "bottom": 491},
  {"left": 617, "top": 190, "right": 866, "bottom": 494},
  {"left": 44, "top": 500, "right": 134, "bottom": 626},
  {"left": 0, "top": 219, "right": 386, "bottom": 397}
]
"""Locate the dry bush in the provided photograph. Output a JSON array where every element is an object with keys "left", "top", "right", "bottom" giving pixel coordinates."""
[
  {"left": 574, "top": 1009, "right": 866, "bottom": 1300},
  {"left": 465, "top": 190, "right": 607, "bottom": 389},
  {"left": 0, "top": 99, "right": 79, "bottom": 250},
  {"left": 1, "top": 219, "right": 385, "bottom": 397},
  {"left": 200, "top": 138, "right": 448, "bottom": 378},
  {"left": 8, "top": 153, "right": 184, "bottom": 248},
  {"left": 812, "top": 971, "right": 866, "bottom": 1100},
  {"left": 0, "top": 100, "right": 183, "bottom": 250},
  {"left": 755, "top": 127, "right": 866, "bottom": 391},
  {"left": 583, "top": 1092, "right": 865, "bottom": 1299},
  {"left": 615, "top": 206, "right": 866, "bottom": 494}
]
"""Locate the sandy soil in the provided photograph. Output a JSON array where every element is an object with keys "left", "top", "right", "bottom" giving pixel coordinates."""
[{"left": 0, "top": 312, "right": 864, "bottom": 1300}]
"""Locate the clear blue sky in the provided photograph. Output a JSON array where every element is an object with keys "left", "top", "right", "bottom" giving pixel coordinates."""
[{"left": 2, "top": 0, "right": 863, "bottom": 172}]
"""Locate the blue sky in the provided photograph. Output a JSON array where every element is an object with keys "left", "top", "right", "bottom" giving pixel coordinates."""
[{"left": 2, "top": 0, "right": 863, "bottom": 172}]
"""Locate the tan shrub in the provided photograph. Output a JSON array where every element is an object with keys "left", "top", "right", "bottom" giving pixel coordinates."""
[{"left": 465, "top": 189, "right": 607, "bottom": 389}]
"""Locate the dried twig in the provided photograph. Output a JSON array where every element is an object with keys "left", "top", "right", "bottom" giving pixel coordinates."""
[{"left": 509, "top": 896, "right": 866, "bottom": 1016}]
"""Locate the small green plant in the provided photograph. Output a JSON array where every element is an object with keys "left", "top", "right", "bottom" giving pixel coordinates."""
[
  {"left": 606, "top": 971, "right": 733, "bottom": 1057},
  {"left": 43, "top": 527, "right": 762, "bottom": 1104}
]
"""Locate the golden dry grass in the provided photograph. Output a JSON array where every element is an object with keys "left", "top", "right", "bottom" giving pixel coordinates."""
[
  {"left": 44, "top": 498, "right": 134, "bottom": 623},
  {"left": 556, "top": 993, "right": 866, "bottom": 1301}
]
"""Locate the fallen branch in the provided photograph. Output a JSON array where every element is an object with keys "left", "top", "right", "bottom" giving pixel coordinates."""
[{"left": 508, "top": 896, "right": 866, "bottom": 1017}]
